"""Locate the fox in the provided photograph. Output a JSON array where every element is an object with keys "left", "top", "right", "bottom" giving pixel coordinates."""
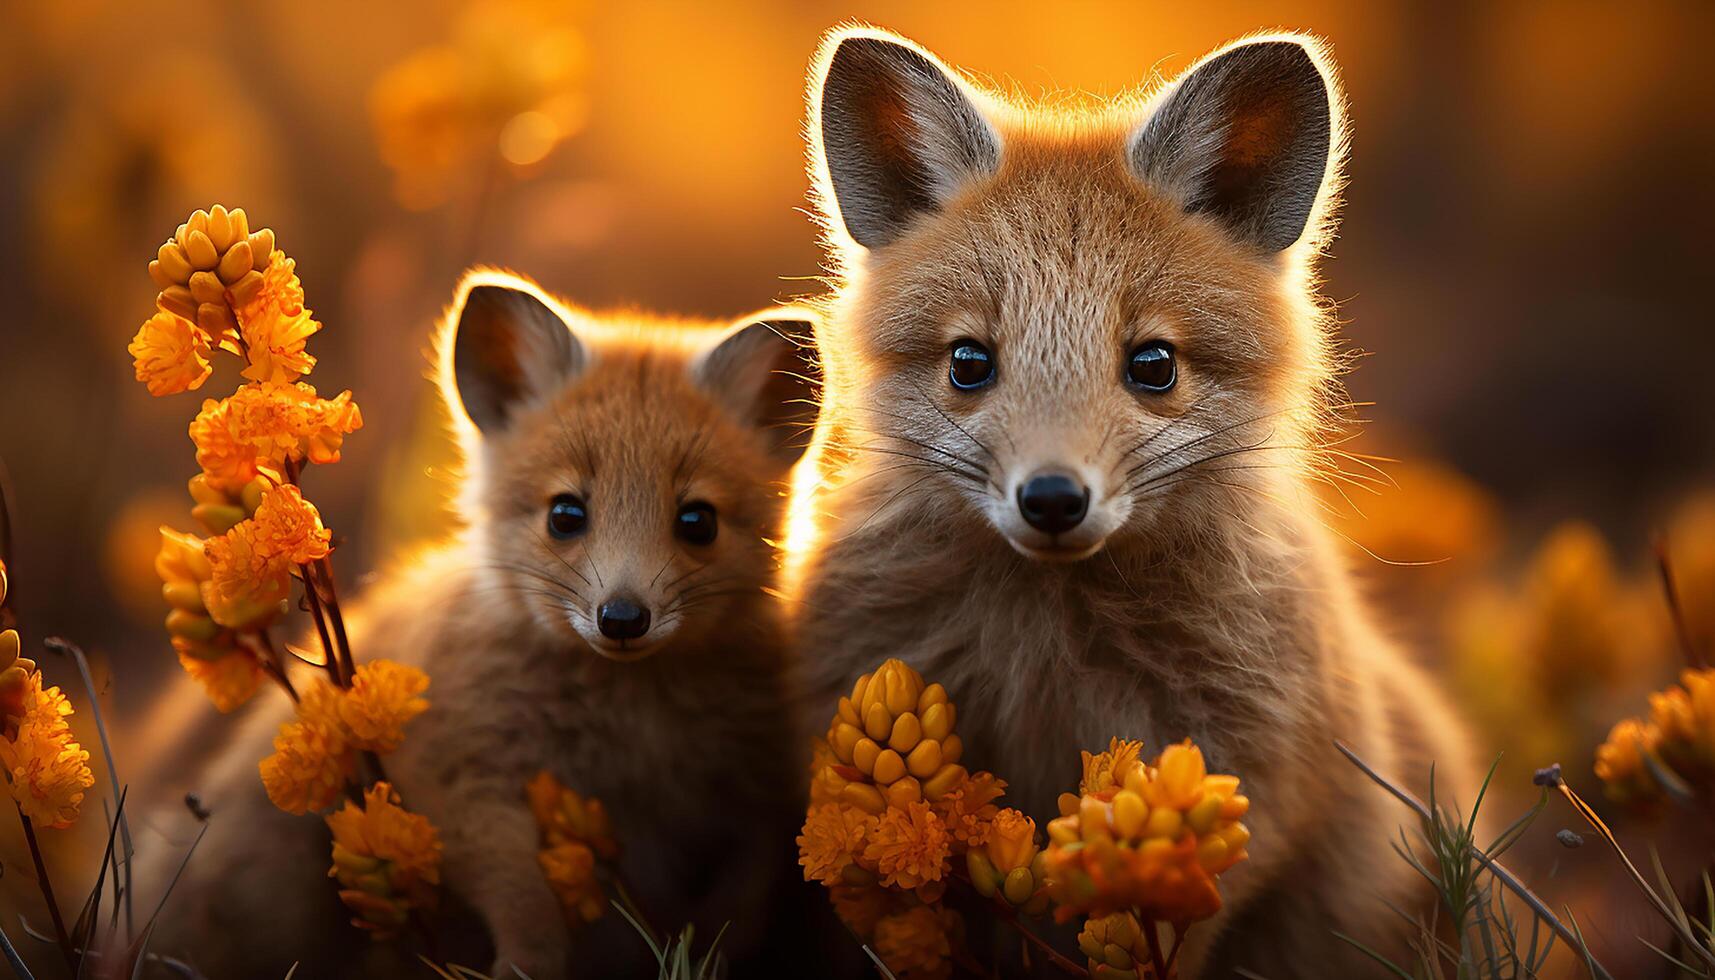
[
  {"left": 786, "top": 26, "right": 1476, "bottom": 975},
  {"left": 141, "top": 272, "right": 820, "bottom": 978}
]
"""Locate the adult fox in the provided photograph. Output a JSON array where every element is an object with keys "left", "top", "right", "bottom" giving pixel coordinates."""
[{"left": 787, "top": 26, "right": 1474, "bottom": 973}]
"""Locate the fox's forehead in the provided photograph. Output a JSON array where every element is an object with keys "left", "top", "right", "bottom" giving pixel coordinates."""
[
  {"left": 858, "top": 136, "right": 1283, "bottom": 374},
  {"left": 487, "top": 351, "right": 743, "bottom": 512}
]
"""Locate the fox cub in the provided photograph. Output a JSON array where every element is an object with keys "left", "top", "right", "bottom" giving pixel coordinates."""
[
  {"left": 150, "top": 272, "right": 818, "bottom": 977},
  {"left": 789, "top": 27, "right": 1475, "bottom": 974}
]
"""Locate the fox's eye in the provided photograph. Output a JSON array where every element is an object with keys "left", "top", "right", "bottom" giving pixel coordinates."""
[
  {"left": 1127, "top": 341, "right": 1176, "bottom": 392},
  {"left": 676, "top": 501, "right": 717, "bottom": 546},
  {"left": 949, "top": 340, "right": 995, "bottom": 390},
  {"left": 547, "top": 494, "right": 587, "bottom": 539}
]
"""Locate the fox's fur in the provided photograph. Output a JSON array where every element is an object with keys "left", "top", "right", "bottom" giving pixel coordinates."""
[
  {"left": 141, "top": 272, "right": 817, "bottom": 978},
  {"left": 787, "top": 26, "right": 1475, "bottom": 974}
]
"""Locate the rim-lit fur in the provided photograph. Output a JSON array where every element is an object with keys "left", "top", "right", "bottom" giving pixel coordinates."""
[{"left": 789, "top": 25, "right": 1472, "bottom": 974}]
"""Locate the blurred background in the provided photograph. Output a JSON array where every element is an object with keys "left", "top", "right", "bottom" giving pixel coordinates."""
[{"left": 1, "top": 0, "right": 1713, "bottom": 974}]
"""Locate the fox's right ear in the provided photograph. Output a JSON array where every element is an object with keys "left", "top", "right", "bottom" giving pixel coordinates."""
[
  {"left": 449, "top": 281, "right": 586, "bottom": 435},
  {"left": 813, "top": 29, "right": 1000, "bottom": 249}
]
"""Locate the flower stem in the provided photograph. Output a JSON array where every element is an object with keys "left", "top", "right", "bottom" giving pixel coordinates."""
[
  {"left": 313, "top": 558, "right": 357, "bottom": 682},
  {"left": 16, "top": 808, "right": 76, "bottom": 973},
  {"left": 1656, "top": 538, "right": 1704, "bottom": 669},
  {"left": 948, "top": 871, "right": 1085, "bottom": 976},
  {"left": 280, "top": 456, "right": 345, "bottom": 687},
  {"left": 255, "top": 630, "right": 299, "bottom": 702},
  {"left": 1142, "top": 916, "right": 1168, "bottom": 979},
  {"left": 1162, "top": 924, "right": 1184, "bottom": 976},
  {"left": 299, "top": 564, "right": 344, "bottom": 687},
  {"left": 1336, "top": 740, "right": 1617, "bottom": 980},
  {"left": 1002, "top": 912, "right": 1086, "bottom": 977},
  {"left": 1554, "top": 776, "right": 1715, "bottom": 973}
]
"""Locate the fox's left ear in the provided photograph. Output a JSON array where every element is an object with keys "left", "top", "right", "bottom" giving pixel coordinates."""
[
  {"left": 1131, "top": 37, "right": 1335, "bottom": 252},
  {"left": 694, "top": 313, "right": 822, "bottom": 464}
]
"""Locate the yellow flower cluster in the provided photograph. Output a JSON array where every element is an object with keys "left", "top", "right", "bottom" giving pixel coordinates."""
[
  {"left": 1077, "top": 912, "right": 1155, "bottom": 980},
  {"left": 1044, "top": 739, "right": 1250, "bottom": 925},
  {"left": 1596, "top": 668, "right": 1715, "bottom": 806},
  {"left": 155, "top": 524, "right": 267, "bottom": 711},
  {"left": 134, "top": 206, "right": 364, "bottom": 715},
  {"left": 803, "top": 659, "right": 1034, "bottom": 978},
  {"left": 259, "top": 661, "right": 430, "bottom": 814},
  {"left": 818, "top": 659, "right": 972, "bottom": 813},
  {"left": 203, "top": 484, "right": 330, "bottom": 626},
  {"left": 327, "top": 782, "right": 442, "bottom": 937},
  {"left": 0, "top": 564, "right": 95, "bottom": 829},
  {"left": 966, "top": 806, "right": 1049, "bottom": 915},
  {"left": 526, "top": 771, "right": 619, "bottom": 925},
  {"left": 190, "top": 382, "right": 363, "bottom": 493},
  {"left": 131, "top": 205, "right": 281, "bottom": 395},
  {"left": 872, "top": 905, "right": 959, "bottom": 980}
]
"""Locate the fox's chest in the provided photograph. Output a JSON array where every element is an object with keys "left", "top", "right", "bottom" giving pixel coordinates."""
[{"left": 803, "top": 550, "right": 1291, "bottom": 821}]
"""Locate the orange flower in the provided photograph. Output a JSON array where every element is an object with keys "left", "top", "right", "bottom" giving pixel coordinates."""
[
  {"left": 982, "top": 808, "right": 1038, "bottom": 873},
  {"left": 538, "top": 840, "right": 604, "bottom": 924},
  {"left": 129, "top": 312, "right": 213, "bottom": 396},
  {"left": 189, "top": 382, "right": 364, "bottom": 491},
  {"left": 1080, "top": 737, "right": 1145, "bottom": 798},
  {"left": 966, "top": 807, "right": 1047, "bottom": 909},
  {"left": 1050, "top": 833, "right": 1224, "bottom": 924},
  {"left": 829, "top": 880, "right": 893, "bottom": 937},
  {"left": 1045, "top": 739, "right": 1250, "bottom": 924},
  {"left": 873, "top": 906, "right": 953, "bottom": 980},
  {"left": 176, "top": 647, "right": 263, "bottom": 713},
  {"left": 326, "top": 782, "right": 442, "bottom": 936},
  {"left": 1147, "top": 741, "right": 1208, "bottom": 811},
  {"left": 201, "top": 520, "right": 292, "bottom": 629},
  {"left": 201, "top": 485, "right": 331, "bottom": 628},
  {"left": 799, "top": 803, "right": 877, "bottom": 886},
  {"left": 863, "top": 800, "right": 951, "bottom": 890},
  {"left": 340, "top": 660, "right": 430, "bottom": 753},
  {"left": 1656, "top": 668, "right": 1715, "bottom": 772},
  {"left": 248, "top": 485, "right": 332, "bottom": 565},
  {"left": 1595, "top": 718, "right": 1663, "bottom": 805},
  {"left": 526, "top": 771, "right": 618, "bottom": 859},
  {"left": 259, "top": 683, "right": 353, "bottom": 814},
  {"left": 525, "top": 772, "right": 616, "bottom": 925},
  {"left": 237, "top": 251, "right": 321, "bottom": 384},
  {"left": 930, "top": 770, "right": 1005, "bottom": 850},
  {"left": 0, "top": 675, "right": 95, "bottom": 829}
]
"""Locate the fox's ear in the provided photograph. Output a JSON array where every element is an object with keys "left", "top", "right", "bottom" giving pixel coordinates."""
[
  {"left": 449, "top": 281, "right": 586, "bottom": 435},
  {"left": 1131, "top": 38, "right": 1334, "bottom": 252},
  {"left": 694, "top": 314, "right": 821, "bottom": 464},
  {"left": 813, "top": 30, "right": 1000, "bottom": 249}
]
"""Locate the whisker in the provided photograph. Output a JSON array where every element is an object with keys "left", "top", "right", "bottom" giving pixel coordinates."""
[
  {"left": 822, "top": 440, "right": 988, "bottom": 487},
  {"left": 531, "top": 532, "right": 594, "bottom": 587},
  {"left": 838, "top": 472, "right": 944, "bottom": 542},
  {"left": 843, "top": 416, "right": 989, "bottom": 473},
  {"left": 1121, "top": 410, "right": 1291, "bottom": 483},
  {"left": 1124, "top": 440, "right": 1282, "bottom": 496},
  {"left": 472, "top": 560, "right": 589, "bottom": 601},
  {"left": 904, "top": 382, "right": 1002, "bottom": 460}
]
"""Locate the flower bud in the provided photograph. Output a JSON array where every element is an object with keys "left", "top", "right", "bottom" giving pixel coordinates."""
[
  {"left": 1002, "top": 866, "right": 1034, "bottom": 905},
  {"left": 888, "top": 711, "right": 921, "bottom": 752},
  {"left": 967, "top": 850, "right": 1000, "bottom": 897}
]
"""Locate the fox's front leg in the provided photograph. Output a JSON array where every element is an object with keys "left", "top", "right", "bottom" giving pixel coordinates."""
[{"left": 438, "top": 791, "right": 570, "bottom": 977}]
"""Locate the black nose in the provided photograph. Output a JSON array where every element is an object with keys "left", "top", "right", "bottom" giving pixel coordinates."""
[
  {"left": 597, "top": 598, "right": 651, "bottom": 640},
  {"left": 1017, "top": 472, "right": 1090, "bottom": 534}
]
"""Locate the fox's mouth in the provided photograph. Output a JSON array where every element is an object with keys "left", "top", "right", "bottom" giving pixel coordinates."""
[
  {"left": 1005, "top": 535, "right": 1106, "bottom": 563},
  {"left": 576, "top": 616, "right": 678, "bottom": 662},
  {"left": 588, "top": 637, "right": 662, "bottom": 662}
]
